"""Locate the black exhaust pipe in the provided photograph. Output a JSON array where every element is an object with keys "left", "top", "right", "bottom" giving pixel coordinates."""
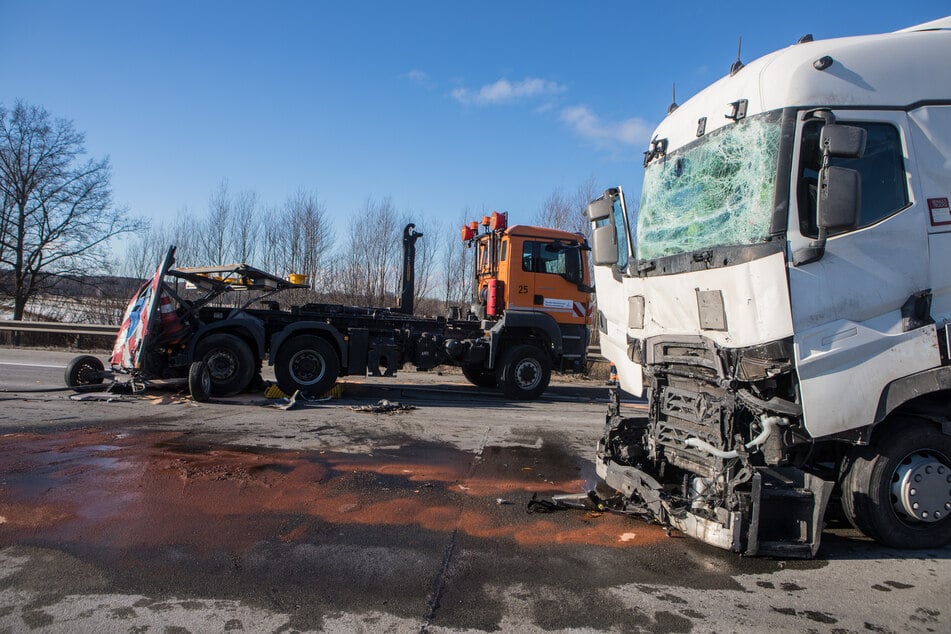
[{"left": 400, "top": 223, "right": 423, "bottom": 315}]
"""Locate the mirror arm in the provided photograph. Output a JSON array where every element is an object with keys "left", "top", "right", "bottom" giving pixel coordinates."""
[{"left": 792, "top": 227, "right": 828, "bottom": 266}]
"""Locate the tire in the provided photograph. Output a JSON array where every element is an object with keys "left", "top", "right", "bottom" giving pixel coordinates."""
[
  {"left": 497, "top": 344, "right": 551, "bottom": 400},
  {"left": 274, "top": 335, "right": 340, "bottom": 398},
  {"left": 188, "top": 361, "right": 211, "bottom": 402},
  {"left": 65, "top": 355, "right": 105, "bottom": 387},
  {"left": 841, "top": 419, "right": 951, "bottom": 549},
  {"left": 461, "top": 363, "right": 497, "bottom": 388},
  {"left": 194, "top": 333, "right": 255, "bottom": 396}
]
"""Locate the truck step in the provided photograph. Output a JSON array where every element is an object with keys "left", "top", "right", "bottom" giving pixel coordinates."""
[{"left": 747, "top": 469, "right": 834, "bottom": 558}]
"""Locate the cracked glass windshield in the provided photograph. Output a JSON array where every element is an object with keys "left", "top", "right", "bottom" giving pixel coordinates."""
[{"left": 636, "top": 111, "right": 782, "bottom": 260}]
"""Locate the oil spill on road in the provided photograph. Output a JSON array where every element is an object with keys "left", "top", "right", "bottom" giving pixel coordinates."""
[{"left": 0, "top": 427, "right": 794, "bottom": 630}]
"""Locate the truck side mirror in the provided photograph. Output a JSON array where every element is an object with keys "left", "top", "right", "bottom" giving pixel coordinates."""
[
  {"left": 818, "top": 166, "right": 861, "bottom": 231},
  {"left": 821, "top": 124, "right": 866, "bottom": 158},
  {"left": 793, "top": 165, "right": 862, "bottom": 266},
  {"left": 587, "top": 193, "right": 620, "bottom": 266},
  {"left": 792, "top": 124, "right": 866, "bottom": 267},
  {"left": 591, "top": 224, "right": 619, "bottom": 266},
  {"left": 586, "top": 197, "right": 613, "bottom": 222}
]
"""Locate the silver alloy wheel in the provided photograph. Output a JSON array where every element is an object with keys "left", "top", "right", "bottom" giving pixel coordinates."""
[
  {"left": 289, "top": 349, "right": 326, "bottom": 385},
  {"left": 891, "top": 451, "right": 951, "bottom": 523},
  {"left": 513, "top": 358, "right": 542, "bottom": 391}
]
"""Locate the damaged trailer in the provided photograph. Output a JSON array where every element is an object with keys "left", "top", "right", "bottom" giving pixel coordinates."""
[{"left": 583, "top": 19, "right": 951, "bottom": 557}]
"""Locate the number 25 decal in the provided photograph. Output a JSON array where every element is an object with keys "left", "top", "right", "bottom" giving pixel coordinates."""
[{"left": 517, "top": 285, "right": 529, "bottom": 294}]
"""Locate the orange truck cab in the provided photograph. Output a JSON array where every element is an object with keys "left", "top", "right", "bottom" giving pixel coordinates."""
[{"left": 460, "top": 212, "right": 592, "bottom": 397}]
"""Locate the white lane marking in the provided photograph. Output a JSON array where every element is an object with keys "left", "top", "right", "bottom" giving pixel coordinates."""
[{"left": 0, "top": 362, "right": 66, "bottom": 369}]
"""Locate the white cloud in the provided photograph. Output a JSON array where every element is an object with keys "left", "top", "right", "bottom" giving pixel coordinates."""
[
  {"left": 451, "top": 77, "right": 567, "bottom": 106},
  {"left": 400, "top": 70, "right": 430, "bottom": 85},
  {"left": 560, "top": 105, "right": 653, "bottom": 148}
]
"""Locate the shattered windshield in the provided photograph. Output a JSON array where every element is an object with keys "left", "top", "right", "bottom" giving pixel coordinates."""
[{"left": 636, "top": 111, "right": 782, "bottom": 260}]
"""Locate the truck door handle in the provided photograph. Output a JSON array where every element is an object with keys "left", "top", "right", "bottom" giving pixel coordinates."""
[{"left": 534, "top": 294, "right": 543, "bottom": 305}]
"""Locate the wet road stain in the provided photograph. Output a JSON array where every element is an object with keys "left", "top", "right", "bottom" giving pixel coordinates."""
[
  {"left": 0, "top": 427, "right": 799, "bottom": 630},
  {"left": 0, "top": 429, "right": 666, "bottom": 553}
]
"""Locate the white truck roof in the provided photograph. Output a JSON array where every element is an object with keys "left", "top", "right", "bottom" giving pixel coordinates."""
[{"left": 654, "top": 17, "right": 951, "bottom": 152}]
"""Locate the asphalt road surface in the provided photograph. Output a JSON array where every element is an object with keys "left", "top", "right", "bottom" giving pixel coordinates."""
[{"left": 0, "top": 347, "right": 948, "bottom": 633}]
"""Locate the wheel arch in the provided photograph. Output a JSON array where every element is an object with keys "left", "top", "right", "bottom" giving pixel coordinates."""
[
  {"left": 871, "top": 366, "right": 951, "bottom": 438},
  {"left": 188, "top": 318, "right": 265, "bottom": 363},
  {"left": 868, "top": 409, "right": 951, "bottom": 447},
  {"left": 268, "top": 322, "right": 347, "bottom": 368},
  {"left": 488, "top": 310, "right": 561, "bottom": 368}
]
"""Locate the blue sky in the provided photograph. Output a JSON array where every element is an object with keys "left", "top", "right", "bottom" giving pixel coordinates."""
[{"left": 2, "top": 1, "right": 948, "bottom": 232}]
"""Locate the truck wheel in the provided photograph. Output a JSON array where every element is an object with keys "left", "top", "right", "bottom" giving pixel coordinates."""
[
  {"left": 461, "top": 363, "right": 497, "bottom": 388},
  {"left": 188, "top": 361, "right": 211, "bottom": 402},
  {"left": 497, "top": 344, "right": 551, "bottom": 400},
  {"left": 841, "top": 419, "right": 951, "bottom": 549},
  {"left": 65, "top": 355, "right": 105, "bottom": 387},
  {"left": 274, "top": 335, "right": 340, "bottom": 398},
  {"left": 194, "top": 333, "right": 255, "bottom": 396}
]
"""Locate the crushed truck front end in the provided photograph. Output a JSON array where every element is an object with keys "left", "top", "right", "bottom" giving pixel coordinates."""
[
  {"left": 590, "top": 182, "right": 831, "bottom": 557},
  {"left": 586, "top": 21, "right": 951, "bottom": 557}
]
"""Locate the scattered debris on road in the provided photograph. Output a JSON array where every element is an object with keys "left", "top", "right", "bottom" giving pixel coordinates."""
[{"left": 350, "top": 399, "right": 417, "bottom": 414}]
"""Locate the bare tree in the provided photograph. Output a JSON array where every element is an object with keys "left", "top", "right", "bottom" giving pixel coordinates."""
[
  {"left": 230, "top": 189, "right": 259, "bottom": 264},
  {"left": 337, "top": 197, "right": 401, "bottom": 306},
  {"left": 0, "top": 100, "right": 142, "bottom": 322},
  {"left": 120, "top": 223, "right": 165, "bottom": 281},
  {"left": 535, "top": 188, "right": 573, "bottom": 232},
  {"left": 258, "top": 204, "right": 284, "bottom": 276},
  {"left": 0, "top": 188, "right": 12, "bottom": 268},
  {"left": 533, "top": 176, "right": 599, "bottom": 234},
  {"left": 120, "top": 207, "right": 200, "bottom": 280},
  {"left": 438, "top": 211, "right": 475, "bottom": 312},
  {"left": 201, "top": 179, "right": 232, "bottom": 264},
  {"left": 279, "top": 189, "right": 332, "bottom": 290}
]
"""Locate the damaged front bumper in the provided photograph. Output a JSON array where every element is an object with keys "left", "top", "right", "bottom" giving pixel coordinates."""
[{"left": 595, "top": 456, "right": 833, "bottom": 558}]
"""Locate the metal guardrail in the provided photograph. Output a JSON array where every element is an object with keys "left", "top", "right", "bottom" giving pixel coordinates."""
[
  {"left": 0, "top": 320, "right": 119, "bottom": 336},
  {"left": 1, "top": 320, "right": 610, "bottom": 361}
]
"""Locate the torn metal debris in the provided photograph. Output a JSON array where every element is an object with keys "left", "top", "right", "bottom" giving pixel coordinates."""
[{"left": 350, "top": 399, "right": 417, "bottom": 414}]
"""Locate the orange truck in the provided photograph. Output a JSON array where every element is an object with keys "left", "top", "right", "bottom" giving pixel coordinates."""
[{"left": 459, "top": 211, "right": 593, "bottom": 397}]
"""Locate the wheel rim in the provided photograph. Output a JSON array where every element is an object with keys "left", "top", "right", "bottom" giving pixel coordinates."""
[
  {"left": 205, "top": 350, "right": 236, "bottom": 381},
  {"left": 890, "top": 451, "right": 951, "bottom": 523},
  {"left": 513, "top": 358, "right": 542, "bottom": 391},
  {"left": 289, "top": 349, "right": 326, "bottom": 385},
  {"left": 76, "top": 362, "right": 98, "bottom": 384}
]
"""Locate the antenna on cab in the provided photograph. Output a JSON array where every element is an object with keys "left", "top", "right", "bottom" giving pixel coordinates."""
[{"left": 730, "top": 37, "right": 745, "bottom": 76}]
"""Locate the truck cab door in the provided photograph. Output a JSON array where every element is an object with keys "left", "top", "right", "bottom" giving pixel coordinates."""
[
  {"left": 787, "top": 111, "right": 938, "bottom": 437},
  {"left": 516, "top": 239, "right": 589, "bottom": 326}
]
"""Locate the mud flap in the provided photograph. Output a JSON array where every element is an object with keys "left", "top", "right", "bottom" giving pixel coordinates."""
[{"left": 745, "top": 468, "right": 834, "bottom": 558}]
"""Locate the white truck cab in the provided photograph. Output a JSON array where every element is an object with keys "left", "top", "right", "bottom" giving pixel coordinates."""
[{"left": 587, "top": 18, "right": 951, "bottom": 556}]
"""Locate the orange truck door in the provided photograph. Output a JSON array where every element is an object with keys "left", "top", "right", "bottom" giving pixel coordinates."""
[{"left": 518, "top": 239, "right": 589, "bottom": 326}]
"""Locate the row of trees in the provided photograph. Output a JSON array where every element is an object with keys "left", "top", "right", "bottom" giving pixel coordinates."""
[
  {"left": 2, "top": 100, "right": 600, "bottom": 321},
  {"left": 122, "top": 185, "right": 462, "bottom": 314}
]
